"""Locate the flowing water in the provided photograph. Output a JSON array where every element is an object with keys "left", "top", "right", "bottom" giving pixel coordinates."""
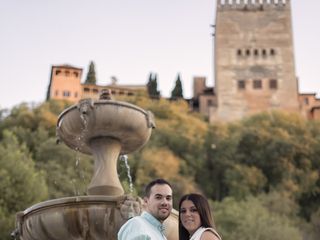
[
  {"left": 72, "top": 111, "right": 90, "bottom": 195},
  {"left": 119, "top": 155, "right": 133, "bottom": 194}
]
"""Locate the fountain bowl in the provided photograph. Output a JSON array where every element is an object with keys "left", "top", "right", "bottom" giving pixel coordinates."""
[
  {"left": 15, "top": 196, "right": 178, "bottom": 240},
  {"left": 56, "top": 99, "right": 155, "bottom": 155},
  {"left": 15, "top": 196, "right": 127, "bottom": 240}
]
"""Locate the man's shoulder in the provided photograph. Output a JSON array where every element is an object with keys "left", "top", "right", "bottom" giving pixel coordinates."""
[
  {"left": 121, "top": 215, "right": 146, "bottom": 228},
  {"left": 118, "top": 216, "right": 149, "bottom": 239}
]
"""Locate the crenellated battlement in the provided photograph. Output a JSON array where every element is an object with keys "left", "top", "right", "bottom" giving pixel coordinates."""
[{"left": 217, "top": 0, "right": 289, "bottom": 11}]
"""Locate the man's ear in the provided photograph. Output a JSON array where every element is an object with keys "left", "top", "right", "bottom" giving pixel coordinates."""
[{"left": 143, "top": 196, "right": 148, "bottom": 204}]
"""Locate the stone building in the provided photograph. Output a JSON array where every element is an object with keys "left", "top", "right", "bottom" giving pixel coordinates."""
[
  {"left": 46, "top": 65, "right": 83, "bottom": 103},
  {"left": 299, "top": 93, "right": 320, "bottom": 119},
  {"left": 193, "top": 0, "right": 320, "bottom": 122},
  {"left": 46, "top": 65, "right": 146, "bottom": 103}
]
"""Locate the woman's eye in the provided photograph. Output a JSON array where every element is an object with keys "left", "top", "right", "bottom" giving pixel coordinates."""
[
  {"left": 191, "top": 208, "right": 198, "bottom": 213},
  {"left": 180, "top": 209, "right": 186, "bottom": 214}
]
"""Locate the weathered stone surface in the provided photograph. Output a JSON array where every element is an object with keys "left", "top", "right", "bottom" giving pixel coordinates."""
[{"left": 213, "top": 0, "right": 299, "bottom": 122}]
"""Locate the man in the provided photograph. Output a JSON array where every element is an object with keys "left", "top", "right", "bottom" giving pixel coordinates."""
[{"left": 118, "top": 178, "right": 173, "bottom": 240}]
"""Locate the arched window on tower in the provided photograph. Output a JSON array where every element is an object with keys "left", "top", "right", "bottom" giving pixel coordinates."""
[
  {"left": 270, "top": 49, "right": 276, "bottom": 56},
  {"left": 63, "top": 91, "right": 70, "bottom": 97},
  {"left": 253, "top": 79, "right": 262, "bottom": 89},
  {"left": 246, "top": 49, "right": 251, "bottom": 56},
  {"left": 269, "top": 79, "right": 278, "bottom": 89},
  {"left": 262, "top": 49, "right": 267, "bottom": 57},
  {"left": 237, "top": 49, "right": 242, "bottom": 56},
  {"left": 254, "top": 49, "right": 259, "bottom": 56},
  {"left": 238, "top": 80, "right": 246, "bottom": 90}
]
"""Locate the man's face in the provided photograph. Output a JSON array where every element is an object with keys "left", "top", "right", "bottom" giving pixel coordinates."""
[{"left": 144, "top": 184, "right": 173, "bottom": 222}]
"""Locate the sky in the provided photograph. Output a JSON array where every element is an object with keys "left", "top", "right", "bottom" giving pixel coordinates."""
[{"left": 1, "top": 0, "right": 319, "bottom": 110}]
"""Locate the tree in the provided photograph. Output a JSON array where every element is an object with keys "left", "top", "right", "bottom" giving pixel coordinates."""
[
  {"left": 224, "top": 164, "right": 267, "bottom": 199},
  {"left": 35, "top": 137, "right": 93, "bottom": 198},
  {"left": 84, "top": 61, "right": 97, "bottom": 84},
  {"left": 197, "top": 123, "right": 239, "bottom": 200},
  {"left": 171, "top": 73, "right": 183, "bottom": 99},
  {"left": 0, "top": 130, "right": 48, "bottom": 239},
  {"left": 146, "top": 72, "right": 160, "bottom": 97},
  {"left": 213, "top": 196, "right": 303, "bottom": 240}
]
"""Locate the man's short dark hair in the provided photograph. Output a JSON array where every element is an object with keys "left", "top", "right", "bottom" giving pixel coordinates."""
[{"left": 144, "top": 178, "right": 172, "bottom": 197}]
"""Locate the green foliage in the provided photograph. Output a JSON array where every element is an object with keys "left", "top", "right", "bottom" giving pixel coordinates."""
[
  {"left": 84, "top": 61, "right": 97, "bottom": 84},
  {"left": 197, "top": 123, "right": 239, "bottom": 200},
  {"left": 146, "top": 72, "right": 160, "bottom": 97},
  {"left": 0, "top": 130, "right": 48, "bottom": 239},
  {"left": 0, "top": 100, "right": 71, "bottom": 140},
  {"left": 170, "top": 73, "right": 183, "bottom": 99},
  {"left": 225, "top": 164, "right": 267, "bottom": 199},
  {"left": 199, "top": 111, "right": 320, "bottom": 221},
  {"left": 309, "top": 208, "right": 320, "bottom": 240},
  {"left": 35, "top": 138, "right": 93, "bottom": 198},
  {"left": 260, "top": 191, "right": 299, "bottom": 217},
  {"left": 213, "top": 196, "right": 303, "bottom": 240}
]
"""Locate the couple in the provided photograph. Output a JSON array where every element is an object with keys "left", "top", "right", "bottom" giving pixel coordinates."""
[{"left": 118, "top": 178, "right": 222, "bottom": 240}]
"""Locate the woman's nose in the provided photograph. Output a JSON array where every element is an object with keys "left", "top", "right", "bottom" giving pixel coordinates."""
[{"left": 184, "top": 210, "right": 191, "bottom": 216}]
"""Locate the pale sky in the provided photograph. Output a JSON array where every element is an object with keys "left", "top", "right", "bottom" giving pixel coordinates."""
[{"left": 0, "top": 0, "right": 319, "bottom": 109}]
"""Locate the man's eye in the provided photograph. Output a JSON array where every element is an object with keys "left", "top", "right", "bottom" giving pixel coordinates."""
[{"left": 155, "top": 196, "right": 162, "bottom": 199}]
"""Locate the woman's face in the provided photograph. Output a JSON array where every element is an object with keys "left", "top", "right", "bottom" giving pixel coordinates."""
[{"left": 180, "top": 200, "right": 201, "bottom": 236}]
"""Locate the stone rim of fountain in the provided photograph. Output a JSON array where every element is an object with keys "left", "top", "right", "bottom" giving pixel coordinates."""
[
  {"left": 21, "top": 195, "right": 126, "bottom": 215},
  {"left": 56, "top": 99, "right": 155, "bottom": 155}
]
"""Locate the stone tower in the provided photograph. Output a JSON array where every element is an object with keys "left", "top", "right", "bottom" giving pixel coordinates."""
[{"left": 212, "top": 0, "right": 299, "bottom": 122}]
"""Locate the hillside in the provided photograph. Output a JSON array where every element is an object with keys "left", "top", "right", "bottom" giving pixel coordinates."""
[{"left": 0, "top": 95, "right": 319, "bottom": 240}]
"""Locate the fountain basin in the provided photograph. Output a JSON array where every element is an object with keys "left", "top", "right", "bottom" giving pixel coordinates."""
[
  {"left": 16, "top": 196, "right": 178, "bottom": 240},
  {"left": 16, "top": 196, "right": 126, "bottom": 240},
  {"left": 57, "top": 99, "right": 155, "bottom": 155}
]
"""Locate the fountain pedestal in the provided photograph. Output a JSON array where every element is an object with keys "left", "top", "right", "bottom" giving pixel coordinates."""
[{"left": 88, "top": 137, "right": 123, "bottom": 195}]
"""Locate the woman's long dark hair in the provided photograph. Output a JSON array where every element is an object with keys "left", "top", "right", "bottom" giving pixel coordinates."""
[{"left": 178, "top": 193, "right": 216, "bottom": 240}]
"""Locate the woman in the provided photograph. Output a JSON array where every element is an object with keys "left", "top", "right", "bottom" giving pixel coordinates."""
[{"left": 179, "top": 193, "right": 222, "bottom": 240}]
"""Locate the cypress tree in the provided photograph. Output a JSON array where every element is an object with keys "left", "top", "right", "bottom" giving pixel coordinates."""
[
  {"left": 147, "top": 72, "right": 160, "bottom": 97},
  {"left": 147, "top": 72, "right": 153, "bottom": 95},
  {"left": 171, "top": 73, "right": 183, "bottom": 99},
  {"left": 85, "top": 61, "right": 97, "bottom": 84}
]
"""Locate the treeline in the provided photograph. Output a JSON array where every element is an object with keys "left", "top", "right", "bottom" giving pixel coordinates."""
[{"left": 0, "top": 94, "right": 319, "bottom": 240}]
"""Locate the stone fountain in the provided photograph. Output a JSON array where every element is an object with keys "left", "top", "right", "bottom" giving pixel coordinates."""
[{"left": 13, "top": 90, "right": 178, "bottom": 240}]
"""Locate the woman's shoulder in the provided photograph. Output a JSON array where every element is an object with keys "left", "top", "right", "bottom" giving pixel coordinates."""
[{"left": 200, "top": 228, "right": 221, "bottom": 240}]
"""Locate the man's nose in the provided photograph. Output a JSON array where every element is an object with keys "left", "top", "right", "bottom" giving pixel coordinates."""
[{"left": 161, "top": 198, "right": 169, "bottom": 205}]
